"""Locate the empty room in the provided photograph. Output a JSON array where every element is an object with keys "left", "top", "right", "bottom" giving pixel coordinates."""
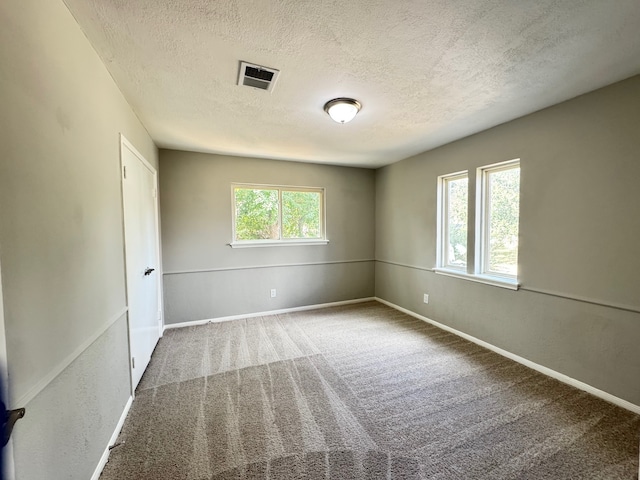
[{"left": 1, "top": 0, "right": 639, "bottom": 479}]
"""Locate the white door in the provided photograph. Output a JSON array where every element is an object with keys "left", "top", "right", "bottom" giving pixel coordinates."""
[{"left": 121, "top": 137, "right": 161, "bottom": 391}]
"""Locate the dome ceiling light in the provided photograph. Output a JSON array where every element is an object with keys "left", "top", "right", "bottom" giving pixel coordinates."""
[{"left": 324, "top": 98, "right": 361, "bottom": 124}]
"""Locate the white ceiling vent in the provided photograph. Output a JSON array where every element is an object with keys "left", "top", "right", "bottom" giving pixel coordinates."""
[{"left": 238, "top": 61, "right": 280, "bottom": 92}]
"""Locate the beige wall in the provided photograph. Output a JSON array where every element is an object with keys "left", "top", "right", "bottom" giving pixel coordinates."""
[
  {"left": 375, "top": 75, "right": 640, "bottom": 406},
  {"left": 0, "top": 0, "right": 157, "bottom": 478},
  {"left": 160, "top": 150, "right": 375, "bottom": 324}
]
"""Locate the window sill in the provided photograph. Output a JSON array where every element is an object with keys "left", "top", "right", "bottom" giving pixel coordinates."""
[
  {"left": 229, "top": 240, "right": 329, "bottom": 248},
  {"left": 433, "top": 268, "right": 519, "bottom": 290}
]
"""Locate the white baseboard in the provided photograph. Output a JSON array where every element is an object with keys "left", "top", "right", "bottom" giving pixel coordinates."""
[
  {"left": 375, "top": 297, "right": 640, "bottom": 415},
  {"left": 91, "top": 395, "right": 133, "bottom": 480},
  {"left": 164, "top": 297, "right": 376, "bottom": 331}
]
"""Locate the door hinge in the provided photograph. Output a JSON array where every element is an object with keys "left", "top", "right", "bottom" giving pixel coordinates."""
[
  {"left": 131, "top": 357, "right": 135, "bottom": 369},
  {"left": 123, "top": 165, "right": 127, "bottom": 179},
  {"left": 152, "top": 187, "right": 157, "bottom": 198}
]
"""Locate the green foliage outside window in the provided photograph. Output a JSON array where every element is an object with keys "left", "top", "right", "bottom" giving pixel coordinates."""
[
  {"left": 234, "top": 188, "right": 279, "bottom": 240},
  {"left": 234, "top": 186, "right": 323, "bottom": 241},
  {"left": 487, "top": 167, "right": 520, "bottom": 275},
  {"left": 282, "top": 191, "right": 321, "bottom": 238},
  {"left": 446, "top": 177, "right": 468, "bottom": 267}
]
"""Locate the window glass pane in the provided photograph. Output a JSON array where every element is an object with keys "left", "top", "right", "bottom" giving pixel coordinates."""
[
  {"left": 487, "top": 167, "right": 520, "bottom": 275},
  {"left": 234, "top": 188, "right": 279, "bottom": 240},
  {"left": 446, "top": 176, "right": 468, "bottom": 268},
  {"left": 282, "top": 191, "right": 321, "bottom": 239}
]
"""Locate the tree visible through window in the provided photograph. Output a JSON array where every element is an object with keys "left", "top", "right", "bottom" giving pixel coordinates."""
[
  {"left": 233, "top": 185, "right": 324, "bottom": 242},
  {"left": 282, "top": 190, "right": 321, "bottom": 239},
  {"left": 234, "top": 188, "right": 280, "bottom": 240},
  {"left": 442, "top": 173, "right": 468, "bottom": 269},
  {"left": 482, "top": 164, "right": 520, "bottom": 276}
]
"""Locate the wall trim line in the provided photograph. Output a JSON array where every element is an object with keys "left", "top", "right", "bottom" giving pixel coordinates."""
[
  {"left": 375, "top": 259, "right": 434, "bottom": 272},
  {"left": 375, "top": 260, "right": 640, "bottom": 314},
  {"left": 518, "top": 285, "right": 640, "bottom": 314},
  {"left": 13, "top": 307, "right": 128, "bottom": 409},
  {"left": 91, "top": 395, "right": 133, "bottom": 480},
  {"left": 163, "top": 259, "right": 375, "bottom": 276},
  {"left": 164, "top": 297, "right": 376, "bottom": 330},
  {"left": 375, "top": 297, "right": 640, "bottom": 415}
]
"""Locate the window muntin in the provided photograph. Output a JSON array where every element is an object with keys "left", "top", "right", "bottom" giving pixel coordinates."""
[
  {"left": 232, "top": 184, "right": 325, "bottom": 244},
  {"left": 478, "top": 162, "right": 520, "bottom": 278}
]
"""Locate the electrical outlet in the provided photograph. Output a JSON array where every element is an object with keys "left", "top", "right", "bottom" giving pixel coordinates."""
[
  {"left": 423, "top": 293, "right": 429, "bottom": 304},
  {"left": 271, "top": 288, "right": 277, "bottom": 298}
]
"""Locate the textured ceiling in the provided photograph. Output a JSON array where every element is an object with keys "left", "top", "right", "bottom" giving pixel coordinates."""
[{"left": 63, "top": 0, "right": 640, "bottom": 168}]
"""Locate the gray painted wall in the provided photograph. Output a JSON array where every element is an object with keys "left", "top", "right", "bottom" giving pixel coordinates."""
[
  {"left": 11, "top": 317, "right": 131, "bottom": 479},
  {"left": 160, "top": 151, "right": 375, "bottom": 324},
  {"left": 0, "top": 0, "right": 157, "bottom": 478},
  {"left": 375, "top": 75, "right": 640, "bottom": 406},
  {"left": 1, "top": 2, "right": 638, "bottom": 478}
]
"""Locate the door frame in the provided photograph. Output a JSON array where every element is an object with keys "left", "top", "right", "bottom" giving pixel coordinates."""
[
  {"left": 119, "top": 134, "right": 164, "bottom": 395},
  {"left": 0, "top": 255, "right": 16, "bottom": 480}
]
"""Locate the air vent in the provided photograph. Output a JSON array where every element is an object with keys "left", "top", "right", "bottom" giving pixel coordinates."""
[{"left": 238, "top": 61, "right": 280, "bottom": 92}]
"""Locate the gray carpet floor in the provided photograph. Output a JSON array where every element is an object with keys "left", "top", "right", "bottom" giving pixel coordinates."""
[{"left": 101, "top": 301, "right": 640, "bottom": 479}]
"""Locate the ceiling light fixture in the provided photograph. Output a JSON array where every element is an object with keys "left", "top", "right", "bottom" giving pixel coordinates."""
[{"left": 324, "top": 98, "right": 361, "bottom": 124}]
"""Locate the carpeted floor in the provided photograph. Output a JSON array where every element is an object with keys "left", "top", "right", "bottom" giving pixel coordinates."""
[{"left": 101, "top": 301, "right": 640, "bottom": 479}]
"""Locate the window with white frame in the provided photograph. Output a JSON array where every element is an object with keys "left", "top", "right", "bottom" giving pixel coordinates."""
[
  {"left": 437, "top": 172, "right": 469, "bottom": 270},
  {"left": 436, "top": 159, "right": 520, "bottom": 288},
  {"left": 477, "top": 160, "right": 520, "bottom": 278},
  {"left": 231, "top": 184, "right": 326, "bottom": 246}
]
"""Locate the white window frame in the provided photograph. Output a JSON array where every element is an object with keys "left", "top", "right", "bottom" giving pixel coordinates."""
[
  {"left": 435, "top": 159, "right": 520, "bottom": 290},
  {"left": 475, "top": 159, "right": 520, "bottom": 282},
  {"left": 436, "top": 170, "right": 468, "bottom": 272},
  {"left": 230, "top": 183, "right": 328, "bottom": 248}
]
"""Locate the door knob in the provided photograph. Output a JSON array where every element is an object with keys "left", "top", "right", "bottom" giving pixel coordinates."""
[{"left": 144, "top": 268, "right": 155, "bottom": 276}]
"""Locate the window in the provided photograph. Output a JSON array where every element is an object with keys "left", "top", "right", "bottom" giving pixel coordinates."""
[
  {"left": 477, "top": 161, "right": 520, "bottom": 278},
  {"left": 437, "top": 172, "right": 468, "bottom": 270},
  {"left": 231, "top": 184, "right": 326, "bottom": 247},
  {"left": 436, "top": 159, "right": 520, "bottom": 289}
]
